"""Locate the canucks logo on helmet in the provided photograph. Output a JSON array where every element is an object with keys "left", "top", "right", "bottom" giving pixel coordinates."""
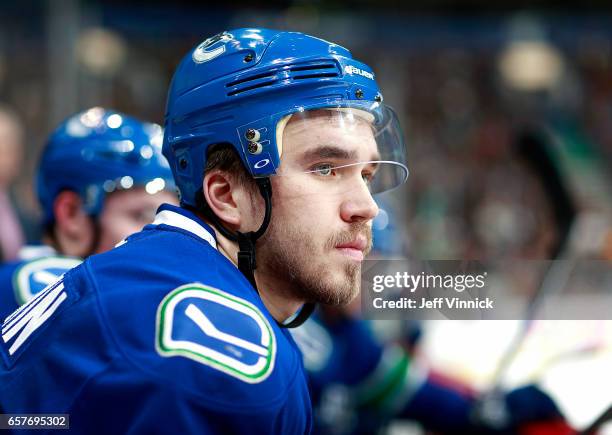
[{"left": 192, "top": 31, "right": 234, "bottom": 64}]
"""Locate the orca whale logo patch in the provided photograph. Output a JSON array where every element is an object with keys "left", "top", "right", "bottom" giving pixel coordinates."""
[
  {"left": 13, "top": 257, "right": 82, "bottom": 305},
  {"left": 155, "top": 283, "right": 276, "bottom": 383}
]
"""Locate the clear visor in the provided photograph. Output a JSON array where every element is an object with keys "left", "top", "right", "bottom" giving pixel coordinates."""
[{"left": 270, "top": 104, "right": 408, "bottom": 198}]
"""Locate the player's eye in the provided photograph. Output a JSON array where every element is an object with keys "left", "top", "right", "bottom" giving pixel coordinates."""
[{"left": 312, "top": 163, "right": 335, "bottom": 177}]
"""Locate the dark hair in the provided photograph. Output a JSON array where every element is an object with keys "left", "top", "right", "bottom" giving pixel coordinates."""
[{"left": 194, "top": 143, "right": 254, "bottom": 220}]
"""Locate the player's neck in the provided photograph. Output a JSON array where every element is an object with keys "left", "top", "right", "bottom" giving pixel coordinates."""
[
  {"left": 254, "top": 272, "right": 306, "bottom": 324},
  {"left": 44, "top": 231, "right": 86, "bottom": 258},
  {"left": 211, "top": 225, "right": 304, "bottom": 323}
]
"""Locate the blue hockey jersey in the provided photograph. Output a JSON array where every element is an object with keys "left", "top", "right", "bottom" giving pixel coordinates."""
[
  {"left": 0, "top": 204, "right": 312, "bottom": 434},
  {"left": 0, "top": 249, "right": 82, "bottom": 323},
  {"left": 292, "top": 314, "right": 427, "bottom": 435}
]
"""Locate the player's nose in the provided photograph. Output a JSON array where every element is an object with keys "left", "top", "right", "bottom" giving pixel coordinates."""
[{"left": 339, "top": 183, "right": 379, "bottom": 224}]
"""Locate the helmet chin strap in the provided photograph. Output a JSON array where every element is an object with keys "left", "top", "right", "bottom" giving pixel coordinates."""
[{"left": 207, "top": 177, "right": 315, "bottom": 328}]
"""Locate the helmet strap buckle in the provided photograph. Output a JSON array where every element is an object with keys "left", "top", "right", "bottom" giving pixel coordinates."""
[{"left": 236, "top": 231, "right": 257, "bottom": 288}]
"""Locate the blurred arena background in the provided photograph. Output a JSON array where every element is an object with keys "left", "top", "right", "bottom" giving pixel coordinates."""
[
  {"left": 2, "top": 1, "right": 612, "bottom": 257},
  {"left": 0, "top": 1, "right": 611, "bottom": 432}
]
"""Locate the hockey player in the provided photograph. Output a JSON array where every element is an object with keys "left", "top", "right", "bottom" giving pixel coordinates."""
[
  {"left": 0, "top": 29, "right": 409, "bottom": 434},
  {"left": 0, "top": 107, "right": 176, "bottom": 321}
]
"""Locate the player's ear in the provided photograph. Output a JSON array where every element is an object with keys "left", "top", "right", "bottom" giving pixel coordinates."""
[
  {"left": 53, "top": 190, "right": 94, "bottom": 247},
  {"left": 203, "top": 170, "right": 244, "bottom": 230}
]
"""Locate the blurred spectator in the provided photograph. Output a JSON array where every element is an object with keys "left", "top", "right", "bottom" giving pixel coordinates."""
[{"left": 0, "top": 105, "right": 25, "bottom": 261}]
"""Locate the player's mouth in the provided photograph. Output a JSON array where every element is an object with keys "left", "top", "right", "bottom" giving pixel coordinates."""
[{"left": 335, "top": 236, "right": 367, "bottom": 262}]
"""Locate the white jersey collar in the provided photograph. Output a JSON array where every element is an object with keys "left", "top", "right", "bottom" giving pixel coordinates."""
[
  {"left": 152, "top": 204, "right": 217, "bottom": 249},
  {"left": 17, "top": 245, "right": 58, "bottom": 261}
]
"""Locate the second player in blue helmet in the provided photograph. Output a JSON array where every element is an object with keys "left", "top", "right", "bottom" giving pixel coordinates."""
[
  {"left": 1, "top": 29, "right": 408, "bottom": 434},
  {"left": 38, "top": 107, "right": 175, "bottom": 229},
  {"left": 0, "top": 107, "right": 177, "bottom": 321},
  {"left": 35, "top": 107, "right": 177, "bottom": 259}
]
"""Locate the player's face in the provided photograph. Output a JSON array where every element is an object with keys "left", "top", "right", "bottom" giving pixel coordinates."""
[
  {"left": 94, "top": 187, "right": 177, "bottom": 254},
  {"left": 257, "top": 110, "right": 379, "bottom": 305}
]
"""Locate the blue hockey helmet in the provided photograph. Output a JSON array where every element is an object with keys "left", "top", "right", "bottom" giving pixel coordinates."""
[
  {"left": 37, "top": 107, "right": 175, "bottom": 224},
  {"left": 163, "top": 28, "right": 408, "bottom": 207}
]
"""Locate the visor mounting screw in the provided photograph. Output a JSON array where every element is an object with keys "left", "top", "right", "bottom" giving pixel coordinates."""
[
  {"left": 375, "top": 93, "right": 383, "bottom": 103},
  {"left": 179, "top": 158, "right": 188, "bottom": 169},
  {"left": 244, "top": 53, "right": 254, "bottom": 63},
  {"left": 248, "top": 141, "right": 263, "bottom": 155},
  {"left": 355, "top": 89, "right": 364, "bottom": 99},
  {"left": 245, "top": 128, "right": 260, "bottom": 142}
]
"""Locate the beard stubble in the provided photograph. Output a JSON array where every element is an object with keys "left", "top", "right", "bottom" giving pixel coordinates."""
[{"left": 257, "top": 216, "right": 372, "bottom": 306}]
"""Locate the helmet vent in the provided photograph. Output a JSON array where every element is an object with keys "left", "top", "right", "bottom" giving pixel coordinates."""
[
  {"left": 289, "top": 62, "right": 337, "bottom": 73},
  {"left": 226, "top": 61, "right": 340, "bottom": 97},
  {"left": 227, "top": 79, "right": 279, "bottom": 96},
  {"left": 226, "top": 71, "right": 278, "bottom": 88},
  {"left": 289, "top": 61, "right": 339, "bottom": 81}
]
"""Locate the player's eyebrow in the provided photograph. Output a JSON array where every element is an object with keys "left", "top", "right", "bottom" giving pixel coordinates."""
[
  {"left": 301, "top": 145, "right": 356, "bottom": 161},
  {"left": 300, "top": 145, "right": 381, "bottom": 162}
]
